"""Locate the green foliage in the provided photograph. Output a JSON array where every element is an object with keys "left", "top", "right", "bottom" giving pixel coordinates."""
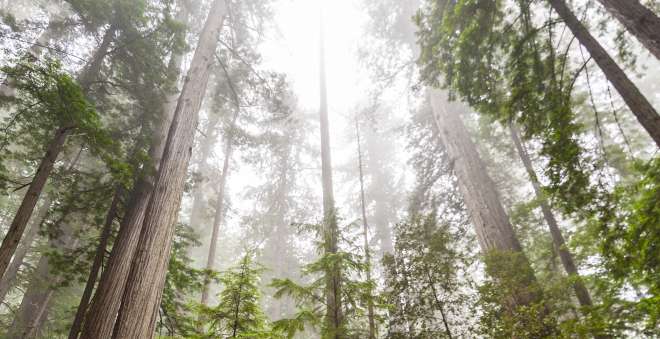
[
  {"left": 270, "top": 221, "right": 386, "bottom": 338},
  {"left": 198, "top": 253, "right": 282, "bottom": 339},
  {"left": 383, "top": 213, "right": 475, "bottom": 338},
  {"left": 0, "top": 60, "right": 124, "bottom": 189},
  {"left": 158, "top": 223, "right": 205, "bottom": 338}
]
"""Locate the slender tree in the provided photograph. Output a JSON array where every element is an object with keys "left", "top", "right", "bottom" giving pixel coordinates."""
[
  {"left": 509, "top": 123, "right": 595, "bottom": 308},
  {"left": 201, "top": 108, "right": 239, "bottom": 305},
  {"left": 319, "top": 8, "right": 344, "bottom": 337},
  {"left": 0, "top": 25, "right": 114, "bottom": 281},
  {"left": 355, "top": 117, "right": 376, "bottom": 339}
]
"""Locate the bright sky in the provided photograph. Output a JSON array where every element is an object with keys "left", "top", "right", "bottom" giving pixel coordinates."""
[{"left": 261, "top": 0, "right": 368, "bottom": 114}]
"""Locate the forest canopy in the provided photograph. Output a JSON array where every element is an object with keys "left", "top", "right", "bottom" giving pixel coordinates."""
[{"left": 0, "top": 0, "right": 658, "bottom": 338}]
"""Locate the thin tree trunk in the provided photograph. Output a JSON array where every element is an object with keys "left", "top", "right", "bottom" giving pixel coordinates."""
[
  {"left": 596, "top": 0, "right": 660, "bottom": 60},
  {"left": 0, "top": 199, "right": 49, "bottom": 304},
  {"left": 0, "top": 146, "right": 82, "bottom": 304},
  {"left": 0, "top": 22, "right": 114, "bottom": 281},
  {"left": 509, "top": 124, "right": 594, "bottom": 306},
  {"left": 319, "top": 10, "right": 343, "bottom": 337},
  {"left": 111, "top": 2, "right": 228, "bottom": 337},
  {"left": 67, "top": 189, "right": 121, "bottom": 339},
  {"left": 79, "top": 3, "right": 190, "bottom": 337},
  {"left": 0, "top": 126, "right": 71, "bottom": 280},
  {"left": 6, "top": 256, "right": 57, "bottom": 339},
  {"left": 424, "top": 268, "right": 453, "bottom": 339},
  {"left": 7, "top": 208, "right": 78, "bottom": 338},
  {"left": 200, "top": 109, "right": 238, "bottom": 305},
  {"left": 428, "top": 89, "right": 541, "bottom": 309},
  {"left": 355, "top": 117, "right": 376, "bottom": 339},
  {"left": 547, "top": 0, "right": 660, "bottom": 147}
]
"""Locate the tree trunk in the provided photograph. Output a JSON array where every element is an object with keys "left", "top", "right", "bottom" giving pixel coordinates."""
[
  {"left": 200, "top": 109, "right": 238, "bottom": 305},
  {"left": 428, "top": 89, "right": 540, "bottom": 308},
  {"left": 111, "top": 1, "right": 228, "bottom": 337},
  {"left": 319, "top": 11, "right": 344, "bottom": 337},
  {"left": 6, "top": 209, "right": 78, "bottom": 338},
  {"left": 547, "top": 0, "right": 660, "bottom": 147},
  {"left": 0, "top": 198, "right": 50, "bottom": 304},
  {"left": 596, "top": 0, "right": 660, "bottom": 61},
  {"left": 509, "top": 124, "right": 594, "bottom": 305},
  {"left": 0, "top": 126, "right": 71, "bottom": 280},
  {"left": 0, "top": 21, "right": 115, "bottom": 281},
  {"left": 188, "top": 113, "right": 221, "bottom": 263},
  {"left": 79, "top": 3, "right": 190, "bottom": 337},
  {"left": 67, "top": 189, "right": 121, "bottom": 339},
  {"left": 0, "top": 146, "right": 82, "bottom": 304},
  {"left": 355, "top": 117, "right": 376, "bottom": 339},
  {"left": 6, "top": 254, "right": 57, "bottom": 339}
]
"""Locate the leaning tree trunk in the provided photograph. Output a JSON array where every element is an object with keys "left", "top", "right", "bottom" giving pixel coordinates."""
[
  {"left": 200, "top": 109, "right": 238, "bottom": 305},
  {"left": 355, "top": 117, "right": 376, "bottom": 339},
  {"left": 0, "top": 146, "right": 82, "bottom": 304},
  {"left": 0, "top": 23, "right": 114, "bottom": 281},
  {"left": 67, "top": 190, "right": 121, "bottom": 339},
  {"left": 111, "top": 1, "right": 228, "bottom": 337},
  {"left": 0, "top": 126, "right": 71, "bottom": 280},
  {"left": 429, "top": 89, "right": 541, "bottom": 309},
  {"left": 509, "top": 124, "right": 595, "bottom": 308},
  {"left": 6, "top": 208, "right": 78, "bottom": 339},
  {"left": 319, "top": 11, "right": 344, "bottom": 337},
  {"left": 5, "top": 257, "right": 57, "bottom": 339},
  {"left": 79, "top": 3, "right": 190, "bottom": 337},
  {"left": 547, "top": 0, "right": 660, "bottom": 147},
  {"left": 595, "top": 0, "right": 660, "bottom": 61},
  {"left": 0, "top": 199, "right": 49, "bottom": 304}
]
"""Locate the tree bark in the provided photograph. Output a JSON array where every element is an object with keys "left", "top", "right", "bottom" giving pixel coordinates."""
[
  {"left": 0, "top": 198, "right": 50, "bottom": 304},
  {"left": 428, "top": 89, "right": 540, "bottom": 308},
  {"left": 0, "top": 126, "right": 71, "bottom": 280},
  {"left": 0, "top": 21, "right": 115, "bottom": 282},
  {"left": 547, "top": 0, "right": 660, "bottom": 147},
  {"left": 6, "top": 254, "right": 57, "bottom": 339},
  {"left": 111, "top": 1, "right": 228, "bottom": 337},
  {"left": 596, "top": 0, "right": 660, "bottom": 61},
  {"left": 67, "top": 189, "right": 121, "bottom": 339},
  {"left": 509, "top": 124, "right": 594, "bottom": 306},
  {"left": 79, "top": 3, "right": 190, "bottom": 337},
  {"left": 319, "top": 11, "right": 344, "bottom": 337},
  {"left": 0, "top": 146, "right": 82, "bottom": 304},
  {"left": 355, "top": 117, "right": 376, "bottom": 339},
  {"left": 200, "top": 109, "right": 238, "bottom": 305},
  {"left": 6, "top": 208, "right": 78, "bottom": 338}
]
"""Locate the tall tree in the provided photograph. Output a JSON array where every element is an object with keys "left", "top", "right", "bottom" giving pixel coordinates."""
[
  {"left": 546, "top": 0, "right": 660, "bottom": 147},
  {"left": 508, "top": 123, "right": 594, "bottom": 308},
  {"left": 428, "top": 90, "right": 545, "bottom": 318},
  {"left": 355, "top": 117, "right": 376, "bottom": 339},
  {"left": 319, "top": 8, "right": 344, "bottom": 337},
  {"left": 0, "top": 25, "right": 113, "bottom": 280},
  {"left": 110, "top": 1, "right": 229, "bottom": 337},
  {"left": 595, "top": 0, "right": 660, "bottom": 61},
  {"left": 201, "top": 108, "right": 238, "bottom": 305},
  {"left": 78, "top": 2, "right": 192, "bottom": 337}
]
